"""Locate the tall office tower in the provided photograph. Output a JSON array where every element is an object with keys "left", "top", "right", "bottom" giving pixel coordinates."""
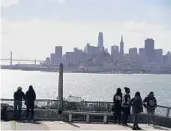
[
  {"left": 129, "top": 48, "right": 138, "bottom": 58},
  {"left": 154, "top": 49, "right": 163, "bottom": 64},
  {"left": 139, "top": 48, "right": 145, "bottom": 62},
  {"left": 120, "top": 35, "right": 124, "bottom": 57},
  {"left": 145, "top": 38, "right": 155, "bottom": 62},
  {"left": 98, "top": 32, "right": 104, "bottom": 51},
  {"left": 55, "top": 46, "right": 62, "bottom": 58},
  {"left": 111, "top": 45, "right": 119, "bottom": 56}
]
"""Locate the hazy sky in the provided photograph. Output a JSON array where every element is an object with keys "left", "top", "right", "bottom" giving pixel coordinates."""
[{"left": 1, "top": 0, "right": 171, "bottom": 60}]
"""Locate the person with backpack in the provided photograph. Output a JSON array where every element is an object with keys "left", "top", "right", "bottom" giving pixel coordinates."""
[
  {"left": 13, "top": 87, "right": 25, "bottom": 121},
  {"left": 130, "top": 92, "right": 143, "bottom": 130},
  {"left": 113, "top": 88, "right": 122, "bottom": 124},
  {"left": 143, "top": 92, "right": 157, "bottom": 126},
  {"left": 25, "top": 85, "right": 36, "bottom": 121},
  {"left": 122, "top": 87, "right": 131, "bottom": 126}
]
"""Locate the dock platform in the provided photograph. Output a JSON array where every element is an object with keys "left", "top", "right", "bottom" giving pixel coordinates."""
[{"left": 1, "top": 121, "right": 171, "bottom": 130}]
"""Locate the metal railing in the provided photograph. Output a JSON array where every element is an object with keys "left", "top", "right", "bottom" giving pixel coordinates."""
[{"left": 1, "top": 98, "right": 171, "bottom": 118}]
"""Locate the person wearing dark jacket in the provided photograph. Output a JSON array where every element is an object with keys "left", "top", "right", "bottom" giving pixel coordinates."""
[
  {"left": 25, "top": 85, "right": 36, "bottom": 121},
  {"left": 130, "top": 92, "right": 143, "bottom": 130},
  {"left": 13, "top": 87, "right": 25, "bottom": 120},
  {"left": 113, "top": 88, "right": 122, "bottom": 124},
  {"left": 122, "top": 87, "right": 131, "bottom": 126},
  {"left": 143, "top": 92, "right": 157, "bottom": 126}
]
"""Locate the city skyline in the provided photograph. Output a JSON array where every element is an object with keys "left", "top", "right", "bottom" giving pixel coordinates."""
[
  {"left": 2, "top": 32, "right": 171, "bottom": 60},
  {"left": 1, "top": 0, "right": 171, "bottom": 59}
]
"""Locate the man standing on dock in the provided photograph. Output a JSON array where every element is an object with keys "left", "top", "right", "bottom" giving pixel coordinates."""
[
  {"left": 13, "top": 87, "right": 25, "bottom": 121},
  {"left": 122, "top": 87, "right": 131, "bottom": 126},
  {"left": 113, "top": 88, "right": 122, "bottom": 124}
]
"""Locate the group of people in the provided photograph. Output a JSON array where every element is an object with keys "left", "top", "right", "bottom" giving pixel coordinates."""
[
  {"left": 113, "top": 87, "right": 157, "bottom": 130},
  {"left": 13, "top": 85, "right": 36, "bottom": 121}
]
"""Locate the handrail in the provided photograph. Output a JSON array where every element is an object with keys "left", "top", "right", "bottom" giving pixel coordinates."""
[
  {"left": 1, "top": 98, "right": 171, "bottom": 108},
  {"left": 1, "top": 98, "right": 171, "bottom": 118}
]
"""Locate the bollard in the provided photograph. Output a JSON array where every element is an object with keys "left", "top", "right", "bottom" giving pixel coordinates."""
[
  {"left": 69, "top": 114, "right": 72, "bottom": 122},
  {"left": 86, "top": 114, "right": 90, "bottom": 123},
  {"left": 103, "top": 115, "right": 107, "bottom": 124}
]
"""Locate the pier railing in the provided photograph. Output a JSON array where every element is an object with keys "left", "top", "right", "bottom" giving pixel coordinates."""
[{"left": 1, "top": 98, "right": 171, "bottom": 118}]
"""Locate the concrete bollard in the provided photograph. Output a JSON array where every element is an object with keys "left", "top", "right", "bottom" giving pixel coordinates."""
[
  {"left": 69, "top": 114, "right": 72, "bottom": 122},
  {"left": 86, "top": 114, "right": 90, "bottom": 123},
  {"left": 103, "top": 115, "right": 107, "bottom": 124}
]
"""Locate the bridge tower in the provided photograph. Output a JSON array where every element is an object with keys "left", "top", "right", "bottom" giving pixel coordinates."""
[
  {"left": 10, "top": 51, "right": 12, "bottom": 65},
  {"left": 34, "top": 59, "right": 36, "bottom": 65}
]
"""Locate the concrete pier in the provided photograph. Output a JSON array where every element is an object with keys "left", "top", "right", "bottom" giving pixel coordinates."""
[{"left": 1, "top": 121, "right": 170, "bottom": 130}]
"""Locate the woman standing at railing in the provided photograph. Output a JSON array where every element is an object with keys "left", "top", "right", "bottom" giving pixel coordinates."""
[
  {"left": 25, "top": 85, "right": 36, "bottom": 122},
  {"left": 130, "top": 92, "right": 143, "bottom": 130}
]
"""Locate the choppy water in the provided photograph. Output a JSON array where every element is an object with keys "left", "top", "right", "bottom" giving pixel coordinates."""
[{"left": 1, "top": 70, "right": 171, "bottom": 106}]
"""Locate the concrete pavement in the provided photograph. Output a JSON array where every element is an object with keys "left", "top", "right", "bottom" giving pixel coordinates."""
[{"left": 1, "top": 121, "right": 170, "bottom": 130}]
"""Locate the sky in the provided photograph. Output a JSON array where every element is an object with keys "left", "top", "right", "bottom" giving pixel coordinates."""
[{"left": 1, "top": 0, "right": 171, "bottom": 60}]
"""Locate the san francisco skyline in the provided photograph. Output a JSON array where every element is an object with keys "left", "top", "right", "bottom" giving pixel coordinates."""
[{"left": 1, "top": 0, "right": 171, "bottom": 60}]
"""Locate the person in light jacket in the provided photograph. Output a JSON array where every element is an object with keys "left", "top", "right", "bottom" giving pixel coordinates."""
[{"left": 143, "top": 92, "right": 157, "bottom": 126}]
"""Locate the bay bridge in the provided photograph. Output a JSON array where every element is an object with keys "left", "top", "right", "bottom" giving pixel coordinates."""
[{"left": 0, "top": 51, "right": 44, "bottom": 65}]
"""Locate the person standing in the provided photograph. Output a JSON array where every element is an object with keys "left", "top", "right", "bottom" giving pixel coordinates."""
[
  {"left": 143, "top": 92, "right": 157, "bottom": 126},
  {"left": 113, "top": 88, "right": 122, "bottom": 124},
  {"left": 25, "top": 85, "right": 36, "bottom": 121},
  {"left": 13, "top": 87, "right": 25, "bottom": 120},
  {"left": 122, "top": 87, "right": 131, "bottom": 126},
  {"left": 130, "top": 92, "right": 143, "bottom": 130}
]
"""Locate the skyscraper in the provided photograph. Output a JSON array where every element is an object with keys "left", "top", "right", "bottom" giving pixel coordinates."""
[
  {"left": 111, "top": 45, "right": 119, "bottom": 56},
  {"left": 120, "top": 35, "right": 124, "bottom": 56},
  {"left": 145, "top": 38, "right": 155, "bottom": 62},
  {"left": 129, "top": 48, "right": 138, "bottom": 58},
  {"left": 98, "top": 32, "right": 104, "bottom": 51},
  {"left": 55, "top": 46, "right": 62, "bottom": 58}
]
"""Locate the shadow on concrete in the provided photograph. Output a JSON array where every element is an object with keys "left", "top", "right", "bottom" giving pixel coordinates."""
[
  {"left": 154, "top": 126, "right": 169, "bottom": 130},
  {"left": 17, "top": 120, "right": 42, "bottom": 125},
  {"left": 65, "top": 122, "right": 80, "bottom": 128}
]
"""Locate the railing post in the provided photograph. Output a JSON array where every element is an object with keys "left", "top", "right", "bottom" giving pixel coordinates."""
[
  {"left": 86, "top": 114, "right": 90, "bottom": 123},
  {"left": 166, "top": 108, "right": 170, "bottom": 118},
  {"left": 103, "top": 115, "right": 107, "bottom": 124},
  {"left": 69, "top": 113, "right": 72, "bottom": 122}
]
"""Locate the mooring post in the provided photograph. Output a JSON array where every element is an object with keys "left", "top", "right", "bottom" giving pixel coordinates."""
[{"left": 58, "top": 63, "right": 63, "bottom": 117}]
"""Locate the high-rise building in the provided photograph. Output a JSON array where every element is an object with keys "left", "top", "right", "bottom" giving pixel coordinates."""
[
  {"left": 154, "top": 49, "right": 163, "bottom": 64},
  {"left": 111, "top": 45, "right": 119, "bottom": 56},
  {"left": 111, "top": 45, "right": 119, "bottom": 61},
  {"left": 85, "top": 43, "right": 101, "bottom": 55},
  {"left": 145, "top": 38, "right": 155, "bottom": 62},
  {"left": 98, "top": 32, "right": 104, "bottom": 51},
  {"left": 120, "top": 35, "right": 124, "bottom": 56},
  {"left": 139, "top": 48, "right": 145, "bottom": 63},
  {"left": 129, "top": 48, "right": 138, "bottom": 58},
  {"left": 55, "top": 46, "right": 62, "bottom": 58}
]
